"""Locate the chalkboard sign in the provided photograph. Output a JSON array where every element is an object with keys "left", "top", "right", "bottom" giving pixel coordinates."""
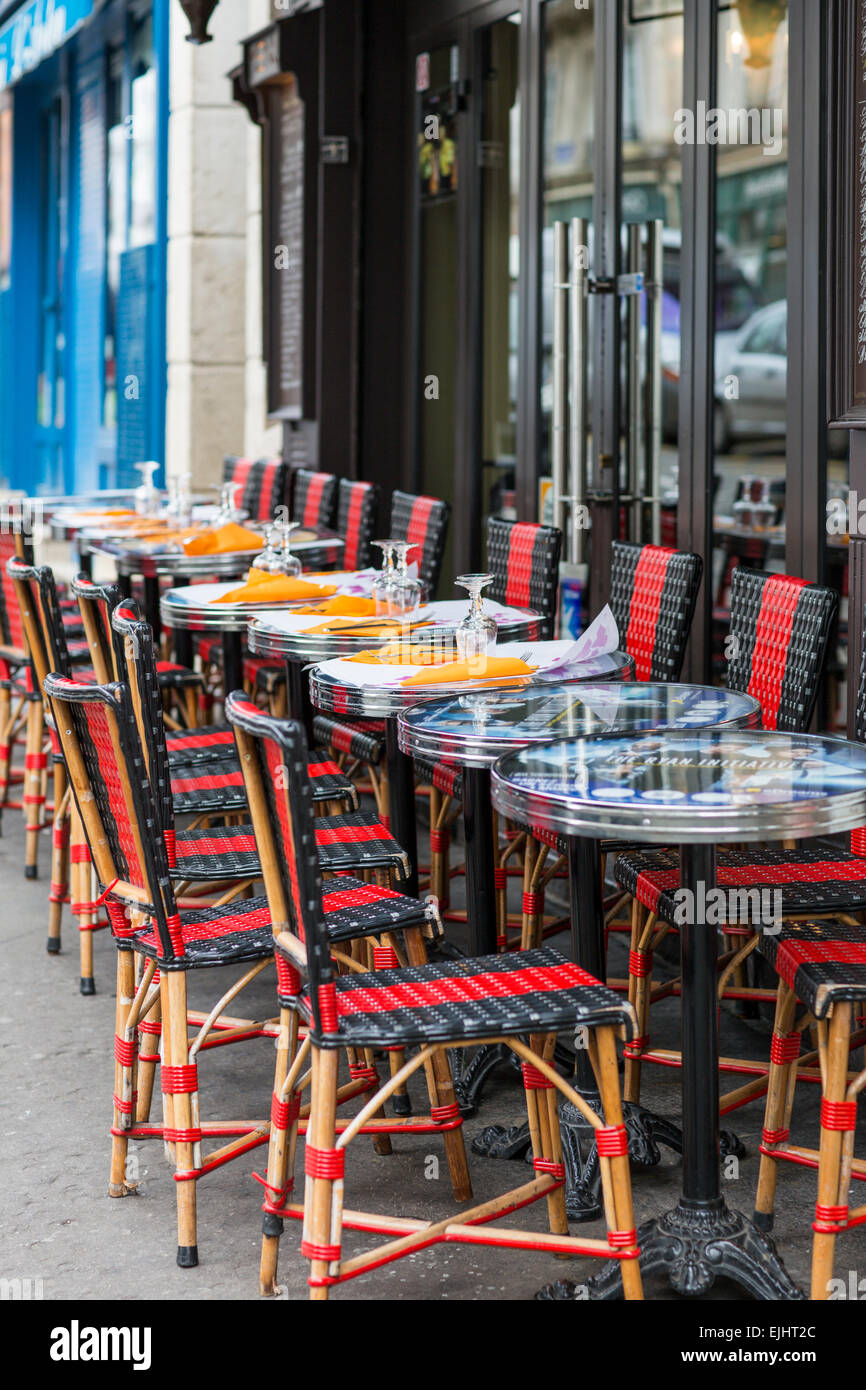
[{"left": 267, "top": 76, "right": 305, "bottom": 419}]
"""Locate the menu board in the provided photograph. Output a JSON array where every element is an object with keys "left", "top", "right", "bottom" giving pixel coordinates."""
[{"left": 267, "top": 76, "right": 305, "bottom": 419}]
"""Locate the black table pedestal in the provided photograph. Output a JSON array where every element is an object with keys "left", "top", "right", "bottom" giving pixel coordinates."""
[
  {"left": 385, "top": 719, "right": 418, "bottom": 900},
  {"left": 222, "top": 631, "right": 244, "bottom": 700},
  {"left": 538, "top": 843, "right": 804, "bottom": 1300}
]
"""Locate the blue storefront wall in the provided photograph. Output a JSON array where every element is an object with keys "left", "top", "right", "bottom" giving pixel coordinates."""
[{"left": 0, "top": 0, "right": 168, "bottom": 495}]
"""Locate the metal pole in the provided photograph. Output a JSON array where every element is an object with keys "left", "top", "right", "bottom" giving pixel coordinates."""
[
  {"left": 626, "top": 223, "right": 643, "bottom": 541},
  {"left": 551, "top": 221, "right": 569, "bottom": 540},
  {"left": 568, "top": 217, "right": 589, "bottom": 564},
  {"left": 645, "top": 218, "right": 664, "bottom": 545}
]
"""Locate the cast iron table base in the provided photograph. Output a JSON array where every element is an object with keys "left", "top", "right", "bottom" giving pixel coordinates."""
[{"left": 538, "top": 1202, "right": 806, "bottom": 1300}]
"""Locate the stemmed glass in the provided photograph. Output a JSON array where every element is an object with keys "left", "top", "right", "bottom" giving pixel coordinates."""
[
  {"left": 371, "top": 540, "right": 397, "bottom": 616},
  {"left": 134, "top": 461, "right": 161, "bottom": 518},
  {"left": 389, "top": 541, "right": 421, "bottom": 616},
  {"left": 455, "top": 574, "right": 496, "bottom": 671},
  {"left": 253, "top": 519, "right": 302, "bottom": 577},
  {"left": 166, "top": 471, "right": 193, "bottom": 529},
  {"left": 216, "top": 481, "right": 244, "bottom": 524}
]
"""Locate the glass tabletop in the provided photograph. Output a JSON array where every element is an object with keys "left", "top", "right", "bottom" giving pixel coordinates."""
[
  {"left": 398, "top": 682, "right": 760, "bottom": 768},
  {"left": 490, "top": 728, "right": 866, "bottom": 844}
]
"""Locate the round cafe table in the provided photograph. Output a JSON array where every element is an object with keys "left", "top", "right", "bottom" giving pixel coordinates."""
[
  {"left": 310, "top": 648, "right": 634, "bottom": 907},
  {"left": 89, "top": 524, "right": 344, "bottom": 644},
  {"left": 399, "top": 684, "right": 759, "bottom": 1175},
  {"left": 161, "top": 572, "right": 365, "bottom": 696},
  {"left": 248, "top": 599, "right": 562, "bottom": 897},
  {"left": 491, "top": 728, "right": 866, "bottom": 1301}
]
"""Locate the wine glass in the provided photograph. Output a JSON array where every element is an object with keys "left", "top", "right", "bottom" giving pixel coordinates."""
[
  {"left": 389, "top": 541, "right": 421, "bottom": 616},
  {"left": 454, "top": 574, "right": 496, "bottom": 672},
  {"left": 134, "top": 461, "right": 161, "bottom": 518},
  {"left": 216, "top": 481, "right": 244, "bottom": 524},
  {"left": 252, "top": 519, "right": 302, "bottom": 577},
  {"left": 166, "top": 471, "right": 193, "bottom": 529},
  {"left": 371, "top": 539, "right": 397, "bottom": 616}
]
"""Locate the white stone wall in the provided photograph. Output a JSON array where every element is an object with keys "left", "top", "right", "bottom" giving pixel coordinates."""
[{"left": 165, "top": 0, "right": 280, "bottom": 488}]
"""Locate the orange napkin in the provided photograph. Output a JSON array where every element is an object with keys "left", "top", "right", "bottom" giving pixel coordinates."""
[
  {"left": 294, "top": 595, "right": 378, "bottom": 617},
  {"left": 183, "top": 522, "right": 265, "bottom": 556},
  {"left": 361, "top": 642, "right": 452, "bottom": 666},
  {"left": 401, "top": 657, "right": 536, "bottom": 687},
  {"left": 214, "top": 577, "right": 337, "bottom": 604},
  {"left": 304, "top": 619, "right": 407, "bottom": 637}
]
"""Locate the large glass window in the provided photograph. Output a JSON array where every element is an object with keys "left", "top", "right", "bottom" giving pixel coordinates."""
[
  {"left": 540, "top": 0, "right": 594, "bottom": 496},
  {"left": 129, "top": 16, "right": 156, "bottom": 248},
  {"left": 711, "top": 1, "right": 789, "bottom": 680},
  {"left": 480, "top": 14, "right": 520, "bottom": 524},
  {"left": 0, "top": 99, "right": 11, "bottom": 293},
  {"left": 104, "top": 49, "right": 126, "bottom": 429}
]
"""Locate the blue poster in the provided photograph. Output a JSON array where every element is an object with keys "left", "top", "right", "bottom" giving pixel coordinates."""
[{"left": 0, "top": 1, "right": 94, "bottom": 91}]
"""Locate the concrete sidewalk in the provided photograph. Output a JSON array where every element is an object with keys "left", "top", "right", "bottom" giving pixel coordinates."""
[{"left": 0, "top": 798, "right": 858, "bottom": 1302}]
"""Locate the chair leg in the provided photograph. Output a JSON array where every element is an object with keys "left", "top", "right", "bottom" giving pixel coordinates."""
[
  {"left": 47, "top": 771, "right": 69, "bottom": 954},
  {"left": 0, "top": 681, "right": 12, "bottom": 807},
  {"left": 23, "top": 697, "right": 45, "bottom": 878},
  {"left": 523, "top": 1033, "right": 568, "bottom": 1236},
  {"left": 623, "top": 904, "right": 655, "bottom": 1105},
  {"left": 303, "top": 1046, "right": 341, "bottom": 1301},
  {"left": 109, "top": 948, "right": 139, "bottom": 1197},
  {"left": 136, "top": 989, "right": 162, "bottom": 1123},
  {"left": 811, "top": 1003, "right": 853, "bottom": 1300},
  {"left": 753, "top": 982, "right": 798, "bottom": 1230},
  {"left": 403, "top": 927, "right": 472, "bottom": 1202},
  {"left": 161, "top": 969, "right": 200, "bottom": 1268},
  {"left": 592, "top": 1024, "right": 644, "bottom": 1301},
  {"left": 260, "top": 1007, "right": 302, "bottom": 1295}
]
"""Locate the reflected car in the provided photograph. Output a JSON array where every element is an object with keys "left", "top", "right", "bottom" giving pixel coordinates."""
[{"left": 713, "top": 300, "right": 846, "bottom": 455}]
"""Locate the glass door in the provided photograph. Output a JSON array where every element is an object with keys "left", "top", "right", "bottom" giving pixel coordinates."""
[{"left": 35, "top": 95, "right": 66, "bottom": 493}]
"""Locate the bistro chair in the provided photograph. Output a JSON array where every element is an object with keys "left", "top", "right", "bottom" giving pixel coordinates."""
[
  {"left": 44, "top": 672, "right": 279, "bottom": 1267},
  {"left": 336, "top": 478, "right": 379, "bottom": 571},
  {"left": 112, "top": 600, "right": 416, "bottom": 888},
  {"left": 609, "top": 540, "right": 703, "bottom": 682},
  {"left": 223, "top": 457, "right": 289, "bottom": 522},
  {"left": 72, "top": 574, "right": 359, "bottom": 810},
  {"left": 226, "top": 693, "right": 643, "bottom": 1301},
  {"left": 0, "top": 533, "right": 47, "bottom": 871},
  {"left": 753, "top": 919, "right": 866, "bottom": 1299},
  {"left": 614, "top": 567, "right": 839, "bottom": 1108},
  {"left": 292, "top": 469, "right": 338, "bottom": 530},
  {"left": 389, "top": 489, "right": 451, "bottom": 595}
]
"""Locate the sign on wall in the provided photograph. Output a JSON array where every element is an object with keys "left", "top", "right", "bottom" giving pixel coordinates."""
[{"left": 0, "top": 0, "right": 94, "bottom": 92}]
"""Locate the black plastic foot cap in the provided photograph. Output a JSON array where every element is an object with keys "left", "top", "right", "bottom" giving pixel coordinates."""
[
  {"left": 752, "top": 1209, "right": 774, "bottom": 1233},
  {"left": 46, "top": 937, "right": 61, "bottom": 955},
  {"left": 391, "top": 1094, "right": 412, "bottom": 1117},
  {"left": 25, "top": 865, "right": 37, "bottom": 879},
  {"left": 177, "top": 1245, "right": 199, "bottom": 1268},
  {"left": 80, "top": 977, "right": 96, "bottom": 996},
  {"left": 262, "top": 1213, "right": 284, "bottom": 1237}
]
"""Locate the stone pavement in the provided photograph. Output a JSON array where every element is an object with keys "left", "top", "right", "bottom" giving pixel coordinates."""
[{"left": 1, "top": 794, "right": 860, "bottom": 1303}]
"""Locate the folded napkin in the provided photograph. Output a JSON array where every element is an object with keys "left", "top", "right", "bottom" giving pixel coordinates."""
[
  {"left": 304, "top": 619, "right": 406, "bottom": 638},
  {"left": 294, "top": 595, "right": 378, "bottom": 617},
  {"left": 349, "top": 641, "right": 451, "bottom": 667},
  {"left": 183, "top": 522, "right": 265, "bottom": 556},
  {"left": 401, "top": 656, "right": 536, "bottom": 687},
  {"left": 214, "top": 576, "right": 338, "bottom": 604}
]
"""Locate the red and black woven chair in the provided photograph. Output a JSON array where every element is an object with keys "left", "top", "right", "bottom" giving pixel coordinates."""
[
  {"left": 76, "top": 572, "right": 358, "bottom": 810},
  {"left": 389, "top": 489, "right": 451, "bottom": 596},
  {"left": 609, "top": 540, "right": 703, "bottom": 682},
  {"left": 223, "top": 457, "right": 289, "bottom": 522},
  {"left": 292, "top": 469, "right": 338, "bottom": 530},
  {"left": 614, "top": 566, "right": 839, "bottom": 1107},
  {"left": 112, "top": 602, "right": 415, "bottom": 887},
  {"left": 44, "top": 672, "right": 280, "bottom": 1267},
  {"left": 486, "top": 517, "right": 562, "bottom": 638},
  {"left": 227, "top": 693, "right": 643, "bottom": 1301},
  {"left": 0, "top": 534, "right": 44, "bottom": 863},
  {"left": 336, "top": 478, "right": 379, "bottom": 571},
  {"left": 70, "top": 572, "right": 205, "bottom": 728},
  {"left": 753, "top": 919, "right": 866, "bottom": 1298}
]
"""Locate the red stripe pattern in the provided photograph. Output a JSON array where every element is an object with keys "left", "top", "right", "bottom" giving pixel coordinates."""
[
  {"left": 504, "top": 524, "right": 541, "bottom": 609},
  {"left": 745, "top": 575, "right": 809, "bottom": 729},
  {"left": 625, "top": 546, "right": 674, "bottom": 682}
]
